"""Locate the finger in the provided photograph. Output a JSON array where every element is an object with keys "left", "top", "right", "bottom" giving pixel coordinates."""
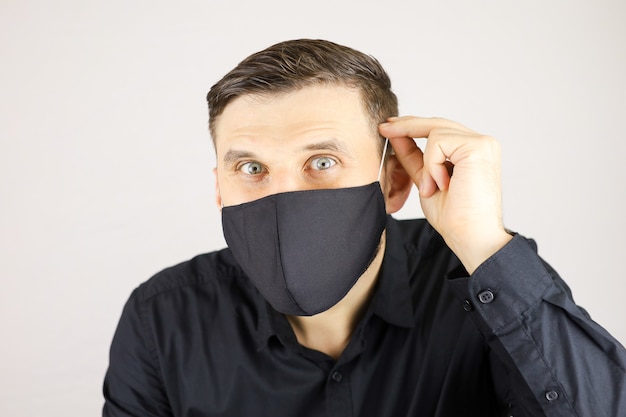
[
  {"left": 386, "top": 136, "right": 437, "bottom": 197},
  {"left": 380, "top": 118, "right": 474, "bottom": 197},
  {"left": 421, "top": 128, "right": 485, "bottom": 194},
  {"left": 426, "top": 129, "right": 500, "bottom": 169},
  {"left": 419, "top": 170, "right": 439, "bottom": 197},
  {"left": 422, "top": 131, "right": 459, "bottom": 192},
  {"left": 379, "top": 116, "right": 476, "bottom": 140},
  {"left": 386, "top": 135, "right": 424, "bottom": 181},
  {"left": 429, "top": 161, "right": 452, "bottom": 192}
]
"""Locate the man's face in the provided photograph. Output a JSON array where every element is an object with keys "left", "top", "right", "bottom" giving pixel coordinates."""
[{"left": 214, "top": 84, "right": 384, "bottom": 207}]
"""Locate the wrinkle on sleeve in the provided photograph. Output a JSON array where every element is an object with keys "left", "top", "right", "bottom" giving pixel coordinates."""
[
  {"left": 103, "top": 288, "right": 173, "bottom": 417},
  {"left": 447, "top": 235, "right": 626, "bottom": 417}
]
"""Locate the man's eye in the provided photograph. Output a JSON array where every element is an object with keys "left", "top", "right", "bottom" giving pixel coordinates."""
[
  {"left": 239, "top": 161, "right": 264, "bottom": 175},
  {"left": 310, "top": 156, "right": 336, "bottom": 171}
]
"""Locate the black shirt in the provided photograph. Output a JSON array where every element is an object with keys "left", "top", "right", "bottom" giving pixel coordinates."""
[{"left": 103, "top": 217, "right": 626, "bottom": 417}]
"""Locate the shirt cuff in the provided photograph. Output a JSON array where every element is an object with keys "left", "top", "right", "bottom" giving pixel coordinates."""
[{"left": 446, "top": 234, "right": 554, "bottom": 334}]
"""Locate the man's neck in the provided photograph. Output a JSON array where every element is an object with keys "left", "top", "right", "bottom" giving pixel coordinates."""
[{"left": 286, "top": 233, "right": 386, "bottom": 360}]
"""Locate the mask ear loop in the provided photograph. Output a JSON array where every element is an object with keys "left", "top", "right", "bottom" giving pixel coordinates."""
[{"left": 377, "top": 137, "right": 389, "bottom": 182}]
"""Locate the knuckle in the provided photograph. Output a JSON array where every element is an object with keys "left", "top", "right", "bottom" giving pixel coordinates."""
[
  {"left": 475, "top": 135, "right": 501, "bottom": 161},
  {"left": 478, "top": 134, "right": 500, "bottom": 148},
  {"left": 429, "top": 116, "right": 446, "bottom": 124}
]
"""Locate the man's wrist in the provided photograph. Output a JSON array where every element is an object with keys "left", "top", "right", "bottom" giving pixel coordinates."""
[{"left": 449, "top": 229, "right": 514, "bottom": 275}]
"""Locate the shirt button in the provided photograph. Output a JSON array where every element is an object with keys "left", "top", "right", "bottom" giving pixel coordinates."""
[
  {"left": 545, "top": 390, "right": 559, "bottom": 401},
  {"left": 463, "top": 299, "right": 473, "bottom": 312},
  {"left": 331, "top": 371, "right": 343, "bottom": 382},
  {"left": 478, "top": 290, "right": 495, "bottom": 304}
]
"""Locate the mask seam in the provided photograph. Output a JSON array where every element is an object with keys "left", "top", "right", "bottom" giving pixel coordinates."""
[{"left": 274, "top": 199, "right": 306, "bottom": 315}]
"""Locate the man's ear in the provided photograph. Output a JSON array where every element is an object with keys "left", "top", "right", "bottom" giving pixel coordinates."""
[
  {"left": 213, "top": 167, "right": 222, "bottom": 211},
  {"left": 382, "top": 155, "right": 413, "bottom": 214}
]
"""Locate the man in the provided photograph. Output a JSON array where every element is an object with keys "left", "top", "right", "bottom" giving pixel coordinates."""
[{"left": 103, "top": 39, "right": 626, "bottom": 416}]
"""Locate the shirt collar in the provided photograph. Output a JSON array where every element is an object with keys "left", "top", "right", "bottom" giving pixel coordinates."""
[
  {"left": 369, "top": 216, "right": 415, "bottom": 328},
  {"left": 256, "top": 301, "right": 281, "bottom": 351}
]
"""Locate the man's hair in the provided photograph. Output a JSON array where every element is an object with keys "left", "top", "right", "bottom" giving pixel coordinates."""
[{"left": 206, "top": 39, "right": 398, "bottom": 149}]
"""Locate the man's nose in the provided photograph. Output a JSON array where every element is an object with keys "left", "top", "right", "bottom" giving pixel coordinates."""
[{"left": 266, "top": 172, "right": 312, "bottom": 196}]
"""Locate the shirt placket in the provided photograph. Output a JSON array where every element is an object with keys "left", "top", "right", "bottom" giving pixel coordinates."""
[{"left": 325, "top": 364, "right": 353, "bottom": 416}]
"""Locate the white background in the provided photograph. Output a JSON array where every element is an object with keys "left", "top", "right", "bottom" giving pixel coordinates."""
[{"left": 1, "top": 0, "right": 625, "bottom": 415}]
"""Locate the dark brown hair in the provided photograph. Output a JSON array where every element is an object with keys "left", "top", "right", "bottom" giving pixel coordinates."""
[{"left": 206, "top": 39, "right": 398, "bottom": 149}]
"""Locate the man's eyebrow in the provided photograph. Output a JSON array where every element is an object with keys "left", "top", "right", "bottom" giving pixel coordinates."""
[
  {"left": 222, "top": 140, "right": 353, "bottom": 166},
  {"left": 222, "top": 149, "right": 256, "bottom": 165},
  {"left": 302, "top": 139, "right": 352, "bottom": 156}
]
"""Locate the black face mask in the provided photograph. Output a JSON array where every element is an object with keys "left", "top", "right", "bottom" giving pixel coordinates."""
[{"left": 221, "top": 181, "right": 387, "bottom": 316}]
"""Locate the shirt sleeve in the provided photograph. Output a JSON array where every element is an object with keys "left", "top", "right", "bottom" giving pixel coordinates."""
[
  {"left": 103, "top": 288, "right": 173, "bottom": 417},
  {"left": 447, "top": 234, "right": 626, "bottom": 417}
]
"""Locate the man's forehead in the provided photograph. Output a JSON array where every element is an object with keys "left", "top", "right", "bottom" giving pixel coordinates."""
[
  {"left": 215, "top": 85, "right": 366, "bottom": 128},
  {"left": 212, "top": 85, "right": 378, "bottom": 157}
]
